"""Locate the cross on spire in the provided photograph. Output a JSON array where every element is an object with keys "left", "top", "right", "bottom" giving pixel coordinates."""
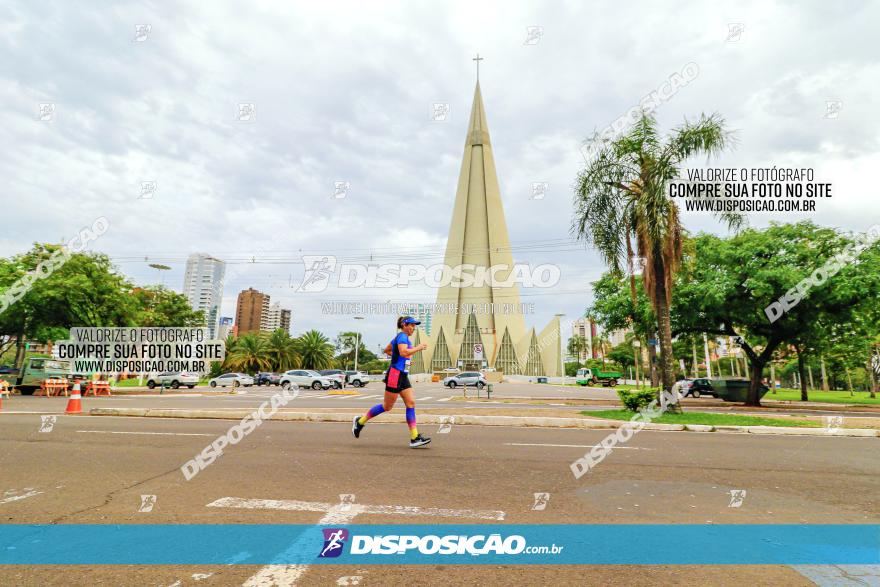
[{"left": 472, "top": 53, "right": 484, "bottom": 81}]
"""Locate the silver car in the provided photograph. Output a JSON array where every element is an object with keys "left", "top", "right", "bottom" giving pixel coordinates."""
[
  {"left": 146, "top": 371, "right": 199, "bottom": 389},
  {"left": 442, "top": 371, "right": 487, "bottom": 389},
  {"left": 208, "top": 372, "right": 254, "bottom": 388},
  {"left": 280, "top": 369, "right": 333, "bottom": 391}
]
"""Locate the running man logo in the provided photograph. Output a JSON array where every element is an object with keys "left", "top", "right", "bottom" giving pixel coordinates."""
[
  {"left": 298, "top": 256, "right": 337, "bottom": 292},
  {"left": 319, "top": 528, "right": 349, "bottom": 558}
]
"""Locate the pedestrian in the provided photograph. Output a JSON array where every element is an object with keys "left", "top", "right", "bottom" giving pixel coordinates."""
[{"left": 352, "top": 316, "right": 431, "bottom": 448}]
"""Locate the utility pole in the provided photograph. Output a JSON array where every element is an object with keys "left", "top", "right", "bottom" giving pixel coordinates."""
[
  {"left": 353, "top": 316, "right": 364, "bottom": 373},
  {"left": 703, "top": 333, "right": 713, "bottom": 378}
]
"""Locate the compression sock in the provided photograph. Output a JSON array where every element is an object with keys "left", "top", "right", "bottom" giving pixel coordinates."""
[
  {"left": 358, "top": 404, "right": 385, "bottom": 425},
  {"left": 406, "top": 407, "right": 418, "bottom": 439}
]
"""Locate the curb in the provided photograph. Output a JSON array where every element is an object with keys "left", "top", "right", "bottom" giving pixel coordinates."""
[{"left": 86, "top": 408, "right": 879, "bottom": 437}]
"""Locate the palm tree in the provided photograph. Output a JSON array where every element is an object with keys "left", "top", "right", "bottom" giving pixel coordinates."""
[
  {"left": 265, "top": 329, "right": 300, "bottom": 372},
  {"left": 567, "top": 334, "right": 589, "bottom": 364},
  {"left": 296, "top": 329, "right": 334, "bottom": 370},
  {"left": 225, "top": 333, "right": 272, "bottom": 373},
  {"left": 574, "top": 111, "right": 742, "bottom": 403}
]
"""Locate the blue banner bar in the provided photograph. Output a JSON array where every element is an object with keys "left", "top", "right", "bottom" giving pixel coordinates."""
[{"left": 0, "top": 525, "right": 877, "bottom": 565}]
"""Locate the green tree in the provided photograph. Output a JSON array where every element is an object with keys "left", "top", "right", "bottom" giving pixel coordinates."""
[
  {"left": 131, "top": 286, "right": 205, "bottom": 327},
  {"left": 673, "top": 223, "right": 880, "bottom": 406},
  {"left": 265, "top": 329, "right": 300, "bottom": 371},
  {"left": 566, "top": 334, "right": 589, "bottom": 364},
  {"left": 574, "top": 111, "right": 741, "bottom": 403},
  {"left": 296, "top": 329, "right": 334, "bottom": 370},
  {"left": 225, "top": 334, "right": 271, "bottom": 373}
]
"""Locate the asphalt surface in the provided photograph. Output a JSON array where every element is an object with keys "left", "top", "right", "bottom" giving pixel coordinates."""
[
  {"left": 1, "top": 409, "right": 878, "bottom": 586},
  {"left": 5, "top": 381, "right": 880, "bottom": 421}
]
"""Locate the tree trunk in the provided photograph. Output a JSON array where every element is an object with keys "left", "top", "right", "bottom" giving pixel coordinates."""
[
  {"left": 746, "top": 360, "right": 766, "bottom": 407},
  {"left": 648, "top": 342, "right": 659, "bottom": 387},
  {"left": 13, "top": 334, "right": 25, "bottom": 369},
  {"left": 820, "top": 357, "right": 829, "bottom": 391},
  {"left": 652, "top": 259, "right": 680, "bottom": 413},
  {"left": 868, "top": 358, "right": 877, "bottom": 399},
  {"left": 796, "top": 347, "right": 808, "bottom": 402}
]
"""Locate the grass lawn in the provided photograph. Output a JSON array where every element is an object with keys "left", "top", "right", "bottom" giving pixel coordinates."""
[
  {"left": 581, "top": 409, "right": 821, "bottom": 428},
  {"left": 765, "top": 389, "right": 880, "bottom": 405}
]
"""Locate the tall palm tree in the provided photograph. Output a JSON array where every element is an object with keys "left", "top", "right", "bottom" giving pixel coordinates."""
[
  {"left": 296, "top": 329, "right": 334, "bottom": 370},
  {"left": 567, "top": 334, "right": 589, "bottom": 364},
  {"left": 574, "top": 111, "right": 742, "bottom": 402},
  {"left": 265, "top": 329, "right": 300, "bottom": 372},
  {"left": 225, "top": 333, "right": 272, "bottom": 373}
]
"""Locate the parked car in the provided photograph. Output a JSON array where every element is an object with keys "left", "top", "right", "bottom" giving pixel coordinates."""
[
  {"left": 343, "top": 370, "right": 370, "bottom": 387},
  {"left": 686, "top": 378, "right": 715, "bottom": 398},
  {"left": 442, "top": 371, "right": 487, "bottom": 389},
  {"left": 255, "top": 372, "right": 280, "bottom": 386},
  {"left": 146, "top": 371, "right": 199, "bottom": 389},
  {"left": 575, "top": 368, "right": 621, "bottom": 387},
  {"left": 319, "top": 369, "right": 346, "bottom": 389},
  {"left": 208, "top": 373, "right": 254, "bottom": 388},
  {"left": 280, "top": 369, "right": 333, "bottom": 390}
]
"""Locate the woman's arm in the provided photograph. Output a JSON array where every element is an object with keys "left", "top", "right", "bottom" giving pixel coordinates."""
[
  {"left": 383, "top": 343, "right": 392, "bottom": 356},
  {"left": 397, "top": 342, "right": 427, "bottom": 357}
]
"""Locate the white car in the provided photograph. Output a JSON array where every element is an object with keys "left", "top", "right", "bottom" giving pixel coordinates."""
[
  {"left": 344, "top": 370, "right": 370, "bottom": 387},
  {"left": 280, "top": 369, "right": 333, "bottom": 391},
  {"left": 209, "top": 373, "right": 254, "bottom": 388},
  {"left": 146, "top": 371, "right": 199, "bottom": 389}
]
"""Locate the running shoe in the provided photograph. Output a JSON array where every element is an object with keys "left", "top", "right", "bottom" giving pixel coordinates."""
[
  {"left": 352, "top": 416, "right": 365, "bottom": 438},
  {"left": 409, "top": 434, "right": 431, "bottom": 448}
]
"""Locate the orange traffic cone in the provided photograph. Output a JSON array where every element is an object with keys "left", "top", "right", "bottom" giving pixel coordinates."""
[{"left": 65, "top": 382, "right": 83, "bottom": 414}]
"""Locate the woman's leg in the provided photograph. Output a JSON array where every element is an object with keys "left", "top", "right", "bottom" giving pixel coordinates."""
[
  {"left": 399, "top": 387, "right": 419, "bottom": 440},
  {"left": 358, "top": 391, "right": 398, "bottom": 425}
]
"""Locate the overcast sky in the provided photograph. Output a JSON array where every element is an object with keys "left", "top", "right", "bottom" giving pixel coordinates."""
[{"left": 2, "top": 1, "right": 878, "bottom": 351}]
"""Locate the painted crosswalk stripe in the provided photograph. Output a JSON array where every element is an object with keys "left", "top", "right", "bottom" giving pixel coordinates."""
[
  {"left": 419, "top": 396, "right": 433, "bottom": 401},
  {"left": 437, "top": 397, "right": 452, "bottom": 402},
  {"left": 0, "top": 489, "right": 43, "bottom": 505}
]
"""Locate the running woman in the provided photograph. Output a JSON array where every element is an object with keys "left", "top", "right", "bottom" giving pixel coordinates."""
[{"left": 352, "top": 316, "right": 431, "bottom": 448}]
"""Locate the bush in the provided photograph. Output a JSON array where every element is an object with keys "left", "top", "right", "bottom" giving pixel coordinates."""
[{"left": 617, "top": 388, "right": 658, "bottom": 412}]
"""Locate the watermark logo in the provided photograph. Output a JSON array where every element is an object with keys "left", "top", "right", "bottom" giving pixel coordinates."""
[
  {"left": 728, "top": 489, "right": 747, "bottom": 508},
  {"left": 181, "top": 386, "right": 298, "bottom": 480},
  {"left": 332, "top": 181, "right": 350, "bottom": 199},
  {"left": 138, "top": 494, "right": 157, "bottom": 512},
  {"left": 531, "top": 492, "right": 550, "bottom": 511},
  {"left": 726, "top": 23, "right": 744, "bottom": 42},
  {"left": 296, "top": 258, "right": 561, "bottom": 291},
  {"left": 339, "top": 494, "right": 356, "bottom": 512},
  {"left": 237, "top": 103, "right": 256, "bottom": 122},
  {"left": 438, "top": 416, "right": 454, "bottom": 434},
  {"left": 431, "top": 103, "right": 450, "bottom": 122},
  {"left": 38, "top": 102, "right": 55, "bottom": 122},
  {"left": 824, "top": 415, "right": 844, "bottom": 434},
  {"left": 39, "top": 415, "right": 57, "bottom": 433},
  {"left": 139, "top": 181, "right": 157, "bottom": 200},
  {"left": 824, "top": 100, "right": 842, "bottom": 119},
  {"left": 319, "top": 528, "right": 349, "bottom": 558},
  {"left": 133, "top": 24, "right": 151, "bottom": 42},
  {"left": 298, "top": 256, "right": 338, "bottom": 292},
  {"left": 530, "top": 182, "right": 548, "bottom": 200},
  {"left": 523, "top": 26, "right": 544, "bottom": 45}
]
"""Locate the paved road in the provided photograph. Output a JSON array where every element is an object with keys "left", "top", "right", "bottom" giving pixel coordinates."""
[
  {"left": 5, "top": 381, "right": 879, "bottom": 421},
  {"left": 1, "top": 410, "right": 877, "bottom": 585}
]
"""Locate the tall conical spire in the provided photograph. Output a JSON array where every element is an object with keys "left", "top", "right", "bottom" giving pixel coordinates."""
[{"left": 429, "top": 81, "right": 527, "bottom": 365}]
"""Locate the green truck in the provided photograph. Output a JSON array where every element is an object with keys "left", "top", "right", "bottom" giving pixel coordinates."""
[
  {"left": 0, "top": 356, "right": 85, "bottom": 395},
  {"left": 575, "top": 367, "right": 622, "bottom": 387}
]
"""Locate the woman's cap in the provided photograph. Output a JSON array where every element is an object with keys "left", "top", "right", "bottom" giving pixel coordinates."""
[{"left": 402, "top": 317, "right": 421, "bottom": 325}]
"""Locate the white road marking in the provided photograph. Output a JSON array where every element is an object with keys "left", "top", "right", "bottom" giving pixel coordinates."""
[
  {"left": 504, "top": 442, "right": 649, "bottom": 450},
  {"left": 223, "top": 494, "right": 507, "bottom": 586},
  {"left": 437, "top": 397, "right": 452, "bottom": 402},
  {"left": 208, "top": 496, "right": 506, "bottom": 521},
  {"left": 359, "top": 395, "right": 381, "bottom": 400},
  {"left": 77, "top": 430, "right": 214, "bottom": 437},
  {"left": 418, "top": 396, "right": 433, "bottom": 401},
  {"left": 0, "top": 489, "right": 43, "bottom": 505}
]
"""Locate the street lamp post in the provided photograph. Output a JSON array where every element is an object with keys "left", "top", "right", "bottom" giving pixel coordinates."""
[{"left": 353, "top": 316, "right": 364, "bottom": 372}]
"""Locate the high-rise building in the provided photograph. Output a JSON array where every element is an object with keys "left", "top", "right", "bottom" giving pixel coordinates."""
[
  {"left": 418, "top": 80, "right": 562, "bottom": 376},
  {"left": 182, "top": 254, "right": 225, "bottom": 338},
  {"left": 571, "top": 318, "right": 593, "bottom": 362},
  {"left": 264, "top": 302, "right": 292, "bottom": 334},
  {"left": 235, "top": 288, "right": 270, "bottom": 335},
  {"left": 217, "top": 316, "right": 234, "bottom": 340}
]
